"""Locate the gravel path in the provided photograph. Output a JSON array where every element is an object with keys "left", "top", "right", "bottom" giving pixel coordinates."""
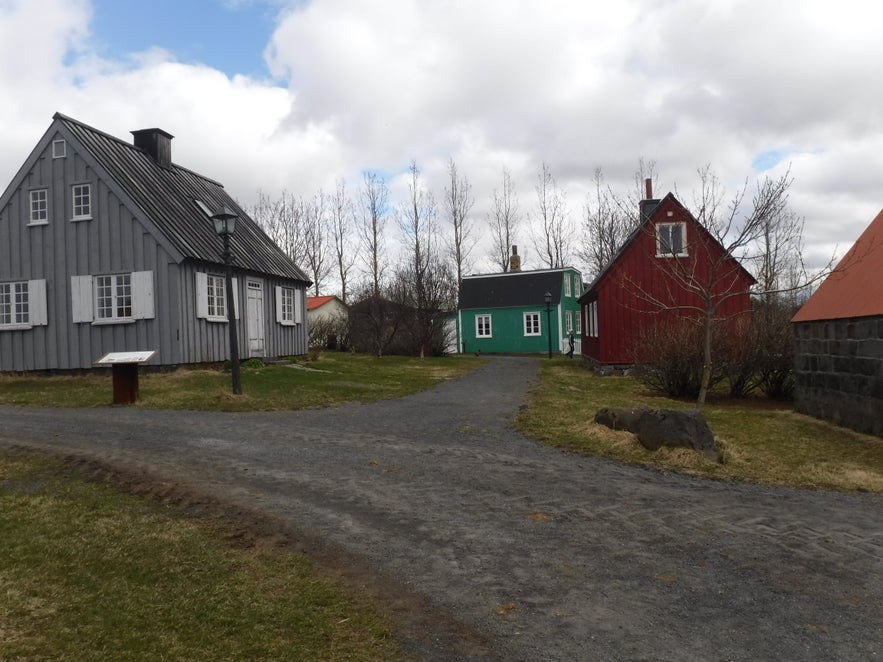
[{"left": 1, "top": 356, "right": 881, "bottom": 661}]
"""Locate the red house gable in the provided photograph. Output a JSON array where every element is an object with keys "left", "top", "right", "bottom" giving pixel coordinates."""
[{"left": 579, "top": 192, "right": 755, "bottom": 366}]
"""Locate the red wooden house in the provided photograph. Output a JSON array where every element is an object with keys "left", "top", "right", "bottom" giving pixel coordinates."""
[{"left": 579, "top": 189, "right": 755, "bottom": 367}]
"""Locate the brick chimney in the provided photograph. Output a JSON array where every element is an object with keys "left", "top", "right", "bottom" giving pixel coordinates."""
[
  {"left": 509, "top": 245, "right": 521, "bottom": 272},
  {"left": 639, "top": 177, "right": 660, "bottom": 220},
  {"left": 131, "top": 127, "right": 174, "bottom": 169}
]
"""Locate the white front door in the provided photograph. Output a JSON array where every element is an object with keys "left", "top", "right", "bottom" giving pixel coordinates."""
[{"left": 246, "top": 280, "right": 265, "bottom": 356}]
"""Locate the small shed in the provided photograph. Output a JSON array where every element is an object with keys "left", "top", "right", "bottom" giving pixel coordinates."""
[{"left": 792, "top": 208, "right": 883, "bottom": 436}]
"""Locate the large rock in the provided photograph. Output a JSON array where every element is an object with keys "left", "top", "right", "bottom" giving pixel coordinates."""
[{"left": 594, "top": 406, "right": 719, "bottom": 462}]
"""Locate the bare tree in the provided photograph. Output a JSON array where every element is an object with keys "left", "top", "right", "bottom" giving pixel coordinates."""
[
  {"left": 250, "top": 189, "right": 307, "bottom": 265},
  {"left": 355, "top": 171, "right": 393, "bottom": 357},
  {"left": 632, "top": 166, "right": 831, "bottom": 409},
  {"left": 397, "top": 161, "right": 455, "bottom": 358},
  {"left": 301, "top": 190, "right": 332, "bottom": 296},
  {"left": 358, "top": 171, "right": 389, "bottom": 298},
  {"left": 531, "top": 162, "right": 572, "bottom": 269},
  {"left": 487, "top": 167, "right": 521, "bottom": 271},
  {"left": 329, "top": 178, "right": 357, "bottom": 304},
  {"left": 579, "top": 168, "right": 638, "bottom": 280},
  {"left": 443, "top": 158, "right": 475, "bottom": 287}
]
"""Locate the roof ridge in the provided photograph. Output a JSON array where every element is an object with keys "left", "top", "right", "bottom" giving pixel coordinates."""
[{"left": 54, "top": 111, "right": 224, "bottom": 187}]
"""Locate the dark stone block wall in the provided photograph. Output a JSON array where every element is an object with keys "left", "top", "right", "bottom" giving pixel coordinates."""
[{"left": 793, "top": 317, "right": 883, "bottom": 436}]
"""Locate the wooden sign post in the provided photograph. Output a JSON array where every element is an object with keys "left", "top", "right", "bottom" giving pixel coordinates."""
[{"left": 94, "top": 351, "right": 157, "bottom": 404}]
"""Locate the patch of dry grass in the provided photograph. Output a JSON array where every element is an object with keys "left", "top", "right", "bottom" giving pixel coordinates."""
[{"left": 519, "top": 359, "right": 883, "bottom": 492}]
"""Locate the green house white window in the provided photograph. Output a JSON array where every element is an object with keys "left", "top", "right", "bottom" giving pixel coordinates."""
[
  {"left": 476, "top": 314, "right": 492, "bottom": 337},
  {"left": 524, "top": 312, "right": 541, "bottom": 336}
]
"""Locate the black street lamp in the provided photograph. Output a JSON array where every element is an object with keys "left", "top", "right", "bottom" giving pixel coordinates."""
[
  {"left": 211, "top": 206, "right": 242, "bottom": 395},
  {"left": 544, "top": 291, "right": 553, "bottom": 359}
]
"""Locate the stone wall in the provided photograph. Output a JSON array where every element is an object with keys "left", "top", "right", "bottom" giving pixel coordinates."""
[{"left": 793, "top": 317, "right": 883, "bottom": 436}]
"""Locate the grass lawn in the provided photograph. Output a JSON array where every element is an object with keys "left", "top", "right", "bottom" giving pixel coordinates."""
[
  {"left": 518, "top": 359, "right": 883, "bottom": 493},
  {"left": 0, "top": 451, "right": 403, "bottom": 661},
  {"left": 2, "top": 352, "right": 881, "bottom": 659},
  {"left": 0, "top": 353, "right": 483, "bottom": 411}
]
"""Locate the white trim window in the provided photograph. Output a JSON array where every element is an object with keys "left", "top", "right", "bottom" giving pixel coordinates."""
[
  {"left": 275, "top": 286, "right": 301, "bottom": 325},
  {"left": 95, "top": 274, "right": 132, "bottom": 321},
  {"left": 587, "top": 301, "right": 599, "bottom": 338},
  {"left": 656, "top": 222, "right": 687, "bottom": 257},
  {"left": 29, "top": 189, "right": 49, "bottom": 225},
  {"left": 71, "top": 271, "right": 154, "bottom": 324},
  {"left": 566, "top": 310, "right": 573, "bottom": 334},
  {"left": 206, "top": 274, "right": 226, "bottom": 318},
  {"left": 564, "top": 275, "right": 572, "bottom": 297},
  {"left": 52, "top": 139, "right": 66, "bottom": 159},
  {"left": 71, "top": 183, "right": 91, "bottom": 220},
  {"left": 195, "top": 272, "right": 239, "bottom": 322},
  {"left": 524, "top": 311, "right": 541, "bottom": 336},
  {"left": 475, "top": 314, "right": 492, "bottom": 338},
  {"left": 575, "top": 307, "right": 582, "bottom": 334},
  {"left": 0, "top": 280, "right": 47, "bottom": 329}
]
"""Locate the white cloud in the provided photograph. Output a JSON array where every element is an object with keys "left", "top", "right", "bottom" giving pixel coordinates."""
[{"left": 2, "top": 0, "right": 882, "bottom": 277}]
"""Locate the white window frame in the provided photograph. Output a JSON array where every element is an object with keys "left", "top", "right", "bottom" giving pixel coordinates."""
[
  {"left": 523, "top": 311, "right": 541, "bottom": 337},
  {"left": 206, "top": 274, "right": 226, "bottom": 319},
  {"left": 0, "top": 280, "right": 47, "bottom": 329},
  {"left": 29, "top": 189, "right": 49, "bottom": 225},
  {"left": 71, "top": 271, "right": 154, "bottom": 324},
  {"left": 587, "top": 301, "right": 599, "bottom": 338},
  {"left": 71, "top": 183, "right": 92, "bottom": 221},
  {"left": 656, "top": 222, "right": 687, "bottom": 257},
  {"left": 565, "top": 310, "right": 573, "bottom": 334},
  {"left": 52, "top": 139, "right": 66, "bottom": 159},
  {"left": 475, "top": 314, "right": 492, "bottom": 338},
  {"left": 95, "top": 273, "right": 132, "bottom": 322},
  {"left": 196, "top": 272, "right": 239, "bottom": 323},
  {"left": 275, "top": 286, "right": 301, "bottom": 326},
  {"left": 564, "top": 275, "right": 571, "bottom": 298},
  {"left": 575, "top": 307, "right": 582, "bottom": 334}
]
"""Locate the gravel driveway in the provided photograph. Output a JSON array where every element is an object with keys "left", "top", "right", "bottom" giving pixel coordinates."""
[{"left": 1, "top": 357, "right": 881, "bottom": 661}]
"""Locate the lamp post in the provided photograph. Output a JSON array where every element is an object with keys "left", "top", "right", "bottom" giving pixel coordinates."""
[
  {"left": 212, "top": 206, "right": 242, "bottom": 395},
  {"left": 544, "top": 291, "right": 553, "bottom": 359}
]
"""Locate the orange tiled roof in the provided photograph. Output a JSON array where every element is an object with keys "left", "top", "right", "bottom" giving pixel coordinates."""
[
  {"left": 307, "top": 295, "right": 336, "bottom": 311},
  {"left": 792, "top": 208, "right": 883, "bottom": 322}
]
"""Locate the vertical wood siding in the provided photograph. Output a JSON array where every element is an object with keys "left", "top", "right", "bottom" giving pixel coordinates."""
[{"left": 581, "top": 196, "right": 754, "bottom": 366}]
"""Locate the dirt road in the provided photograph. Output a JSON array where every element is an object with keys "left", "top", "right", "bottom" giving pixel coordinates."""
[{"left": 1, "top": 357, "right": 881, "bottom": 661}]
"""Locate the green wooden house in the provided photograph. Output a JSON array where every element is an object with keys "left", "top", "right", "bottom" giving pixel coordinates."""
[{"left": 457, "top": 266, "right": 583, "bottom": 355}]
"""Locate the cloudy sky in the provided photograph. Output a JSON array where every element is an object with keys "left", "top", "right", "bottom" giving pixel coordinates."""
[{"left": 1, "top": 0, "right": 879, "bottom": 280}]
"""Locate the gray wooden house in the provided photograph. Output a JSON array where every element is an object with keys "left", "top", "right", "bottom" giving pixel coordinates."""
[{"left": 0, "top": 112, "right": 311, "bottom": 371}]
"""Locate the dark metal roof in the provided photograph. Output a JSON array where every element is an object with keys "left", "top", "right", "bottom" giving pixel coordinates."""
[
  {"left": 459, "top": 269, "right": 571, "bottom": 309},
  {"left": 54, "top": 112, "right": 310, "bottom": 283}
]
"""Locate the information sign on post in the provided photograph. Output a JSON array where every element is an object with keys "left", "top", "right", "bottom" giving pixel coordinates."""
[{"left": 94, "top": 351, "right": 157, "bottom": 404}]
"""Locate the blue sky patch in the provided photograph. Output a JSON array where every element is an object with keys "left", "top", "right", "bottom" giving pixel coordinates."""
[
  {"left": 90, "top": 0, "right": 278, "bottom": 77},
  {"left": 751, "top": 148, "right": 794, "bottom": 173}
]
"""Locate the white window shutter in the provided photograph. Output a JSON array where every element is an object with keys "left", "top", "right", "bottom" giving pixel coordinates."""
[
  {"left": 71, "top": 275, "right": 93, "bottom": 323},
  {"left": 29, "top": 279, "right": 48, "bottom": 326},
  {"left": 232, "top": 277, "right": 240, "bottom": 319},
  {"left": 196, "top": 272, "right": 208, "bottom": 319},
  {"left": 295, "top": 289, "right": 303, "bottom": 324},
  {"left": 275, "top": 286, "right": 284, "bottom": 324},
  {"left": 131, "top": 271, "right": 155, "bottom": 320}
]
